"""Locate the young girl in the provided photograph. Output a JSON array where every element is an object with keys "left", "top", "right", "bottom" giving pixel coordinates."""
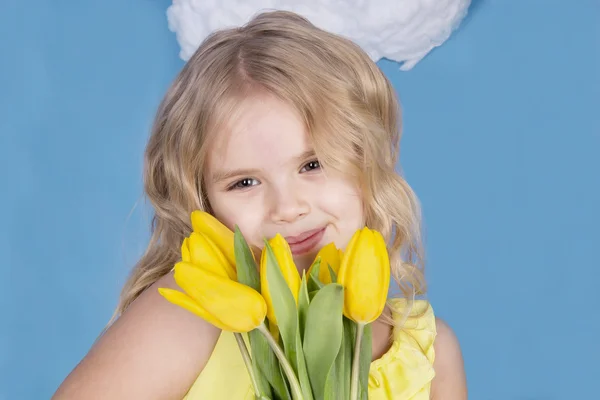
[{"left": 54, "top": 10, "right": 466, "bottom": 400}]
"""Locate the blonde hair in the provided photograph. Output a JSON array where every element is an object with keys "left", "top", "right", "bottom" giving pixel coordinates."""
[{"left": 111, "top": 10, "right": 426, "bottom": 324}]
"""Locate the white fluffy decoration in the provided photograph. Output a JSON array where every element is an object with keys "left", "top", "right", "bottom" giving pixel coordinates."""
[{"left": 166, "top": 0, "right": 471, "bottom": 71}]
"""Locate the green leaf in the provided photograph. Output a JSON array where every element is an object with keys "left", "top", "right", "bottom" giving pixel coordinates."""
[
  {"left": 302, "top": 284, "right": 344, "bottom": 400},
  {"left": 298, "top": 273, "right": 310, "bottom": 343},
  {"left": 295, "top": 330, "right": 314, "bottom": 400},
  {"left": 263, "top": 240, "right": 299, "bottom": 372},
  {"left": 323, "top": 326, "right": 344, "bottom": 399},
  {"left": 235, "top": 229, "right": 278, "bottom": 398},
  {"left": 324, "top": 316, "right": 354, "bottom": 399},
  {"left": 234, "top": 226, "right": 260, "bottom": 291},
  {"left": 249, "top": 329, "right": 290, "bottom": 400},
  {"left": 342, "top": 318, "right": 353, "bottom": 395},
  {"left": 327, "top": 264, "right": 337, "bottom": 283},
  {"left": 323, "top": 362, "right": 337, "bottom": 400},
  {"left": 307, "top": 260, "right": 324, "bottom": 292},
  {"left": 295, "top": 274, "right": 314, "bottom": 400},
  {"left": 358, "top": 323, "right": 373, "bottom": 400}
]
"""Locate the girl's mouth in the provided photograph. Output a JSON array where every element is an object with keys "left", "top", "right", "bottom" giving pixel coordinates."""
[{"left": 285, "top": 227, "right": 326, "bottom": 255}]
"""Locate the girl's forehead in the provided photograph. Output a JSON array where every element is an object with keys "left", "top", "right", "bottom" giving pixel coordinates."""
[{"left": 207, "top": 95, "right": 312, "bottom": 170}]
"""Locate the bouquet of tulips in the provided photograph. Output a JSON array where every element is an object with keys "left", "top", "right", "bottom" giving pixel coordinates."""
[{"left": 159, "top": 211, "right": 390, "bottom": 400}]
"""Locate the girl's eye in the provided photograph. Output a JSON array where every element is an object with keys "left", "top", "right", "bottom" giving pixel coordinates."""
[
  {"left": 300, "top": 160, "right": 321, "bottom": 173},
  {"left": 228, "top": 178, "right": 259, "bottom": 191}
]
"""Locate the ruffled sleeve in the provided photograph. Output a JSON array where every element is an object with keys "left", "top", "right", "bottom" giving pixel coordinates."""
[{"left": 367, "top": 299, "right": 436, "bottom": 400}]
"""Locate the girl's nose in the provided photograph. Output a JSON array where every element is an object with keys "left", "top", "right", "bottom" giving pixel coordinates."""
[{"left": 268, "top": 185, "right": 310, "bottom": 224}]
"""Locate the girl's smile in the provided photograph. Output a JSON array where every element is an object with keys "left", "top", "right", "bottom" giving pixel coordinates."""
[{"left": 284, "top": 226, "right": 327, "bottom": 255}]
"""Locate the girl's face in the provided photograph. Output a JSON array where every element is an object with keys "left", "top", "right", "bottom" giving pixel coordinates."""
[{"left": 205, "top": 94, "right": 364, "bottom": 272}]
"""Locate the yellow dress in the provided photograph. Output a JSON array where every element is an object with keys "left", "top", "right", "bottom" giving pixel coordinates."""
[{"left": 183, "top": 299, "right": 436, "bottom": 399}]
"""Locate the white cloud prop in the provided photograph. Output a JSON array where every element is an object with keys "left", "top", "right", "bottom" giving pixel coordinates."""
[{"left": 166, "top": 0, "right": 471, "bottom": 71}]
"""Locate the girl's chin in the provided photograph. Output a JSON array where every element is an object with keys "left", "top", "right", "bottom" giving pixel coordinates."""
[{"left": 292, "top": 252, "right": 318, "bottom": 273}]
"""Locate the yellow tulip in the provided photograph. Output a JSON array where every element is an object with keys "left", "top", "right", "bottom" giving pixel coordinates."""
[
  {"left": 260, "top": 234, "right": 301, "bottom": 324},
  {"left": 337, "top": 227, "right": 390, "bottom": 324},
  {"left": 159, "top": 262, "right": 267, "bottom": 332},
  {"left": 181, "top": 232, "right": 236, "bottom": 280},
  {"left": 307, "top": 242, "right": 343, "bottom": 284},
  {"left": 190, "top": 210, "right": 236, "bottom": 267}
]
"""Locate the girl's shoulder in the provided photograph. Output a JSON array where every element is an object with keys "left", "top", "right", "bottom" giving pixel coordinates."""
[{"left": 53, "top": 273, "right": 221, "bottom": 399}]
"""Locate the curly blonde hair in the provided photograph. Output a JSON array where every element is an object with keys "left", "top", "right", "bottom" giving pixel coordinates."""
[{"left": 111, "top": 10, "right": 426, "bottom": 324}]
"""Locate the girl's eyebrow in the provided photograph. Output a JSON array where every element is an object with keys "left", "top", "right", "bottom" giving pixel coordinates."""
[
  {"left": 211, "top": 149, "right": 317, "bottom": 184},
  {"left": 296, "top": 149, "right": 316, "bottom": 162},
  {"left": 211, "top": 168, "right": 261, "bottom": 184}
]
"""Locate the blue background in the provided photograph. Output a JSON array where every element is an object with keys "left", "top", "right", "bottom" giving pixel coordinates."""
[{"left": 1, "top": 0, "right": 598, "bottom": 398}]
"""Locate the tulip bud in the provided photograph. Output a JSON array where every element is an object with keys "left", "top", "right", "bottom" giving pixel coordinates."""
[
  {"left": 337, "top": 227, "right": 390, "bottom": 324},
  {"left": 159, "top": 262, "right": 267, "bottom": 333},
  {"left": 181, "top": 232, "right": 237, "bottom": 281},
  {"left": 308, "top": 242, "right": 343, "bottom": 284},
  {"left": 190, "top": 210, "right": 236, "bottom": 267}
]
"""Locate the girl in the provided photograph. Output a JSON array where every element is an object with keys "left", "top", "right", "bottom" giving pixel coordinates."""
[{"left": 54, "top": 10, "right": 466, "bottom": 400}]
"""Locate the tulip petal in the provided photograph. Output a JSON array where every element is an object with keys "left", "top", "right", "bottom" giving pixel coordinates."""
[
  {"left": 181, "top": 237, "right": 191, "bottom": 262},
  {"left": 260, "top": 234, "right": 301, "bottom": 325},
  {"left": 268, "top": 234, "right": 301, "bottom": 300},
  {"left": 174, "top": 262, "right": 267, "bottom": 332},
  {"left": 338, "top": 228, "right": 390, "bottom": 324},
  {"left": 337, "top": 229, "right": 360, "bottom": 286},
  {"left": 190, "top": 210, "right": 236, "bottom": 267},
  {"left": 309, "top": 242, "right": 341, "bottom": 285},
  {"left": 187, "top": 233, "right": 237, "bottom": 280},
  {"left": 158, "top": 287, "right": 229, "bottom": 330},
  {"left": 373, "top": 230, "right": 391, "bottom": 314}
]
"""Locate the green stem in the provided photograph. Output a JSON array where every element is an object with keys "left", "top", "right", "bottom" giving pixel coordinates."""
[
  {"left": 258, "top": 324, "right": 304, "bottom": 400},
  {"left": 234, "top": 332, "right": 263, "bottom": 399},
  {"left": 350, "top": 323, "right": 365, "bottom": 400}
]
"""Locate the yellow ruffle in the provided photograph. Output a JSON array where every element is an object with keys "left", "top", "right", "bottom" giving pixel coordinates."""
[
  {"left": 368, "top": 298, "right": 436, "bottom": 399},
  {"left": 183, "top": 298, "right": 436, "bottom": 400}
]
